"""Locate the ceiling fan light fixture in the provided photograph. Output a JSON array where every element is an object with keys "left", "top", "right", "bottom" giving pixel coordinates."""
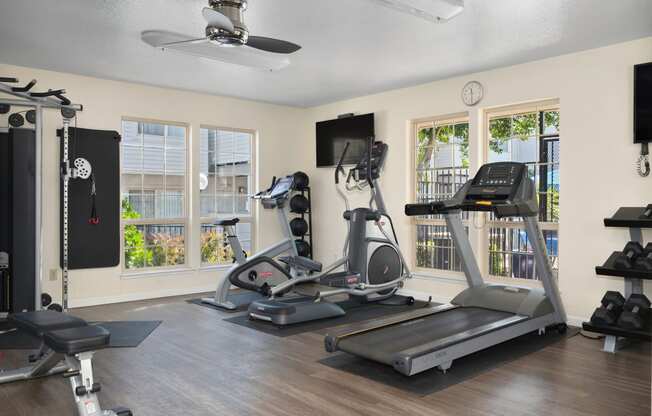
[{"left": 368, "top": 0, "right": 464, "bottom": 23}]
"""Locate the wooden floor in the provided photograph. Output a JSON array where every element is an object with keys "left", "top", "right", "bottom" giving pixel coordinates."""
[{"left": 1, "top": 294, "right": 650, "bottom": 416}]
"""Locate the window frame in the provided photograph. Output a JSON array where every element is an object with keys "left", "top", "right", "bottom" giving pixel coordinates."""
[
  {"left": 198, "top": 125, "right": 257, "bottom": 268},
  {"left": 120, "top": 117, "right": 191, "bottom": 274},
  {"left": 410, "top": 112, "right": 470, "bottom": 278},
  {"left": 482, "top": 100, "right": 560, "bottom": 281}
]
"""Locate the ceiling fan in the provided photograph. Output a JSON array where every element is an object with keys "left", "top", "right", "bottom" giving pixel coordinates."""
[
  {"left": 364, "top": 0, "right": 464, "bottom": 23},
  {"left": 142, "top": 0, "right": 301, "bottom": 71}
]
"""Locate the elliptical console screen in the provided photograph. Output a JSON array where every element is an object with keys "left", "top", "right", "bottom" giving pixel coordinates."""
[
  {"left": 268, "top": 176, "right": 294, "bottom": 199},
  {"left": 466, "top": 162, "right": 526, "bottom": 201}
]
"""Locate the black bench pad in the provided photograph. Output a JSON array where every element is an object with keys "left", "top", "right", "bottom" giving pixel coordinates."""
[
  {"left": 44, "top": 325, "right": 110, "bottom": 355},
  {"left": 9, "top": 311, "right": 87, "bottom": 338}
]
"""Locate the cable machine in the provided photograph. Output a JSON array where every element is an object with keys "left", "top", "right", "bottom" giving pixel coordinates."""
[{"left": 0, "top": 76, "right": 83, "bottom": 313}]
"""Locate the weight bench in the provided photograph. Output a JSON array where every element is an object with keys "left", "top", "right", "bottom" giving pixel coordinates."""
[{"left": 0, "top": 311, "right": 132, "bottom": 416}]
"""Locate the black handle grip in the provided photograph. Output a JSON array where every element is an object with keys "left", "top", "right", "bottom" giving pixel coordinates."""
[
  {"left": 30, "top": 89, "right": 65, "bottom": 98},
  {"left": 404, "top": 202, "right": 447, "bottom": 216},
  {"left": 12, "top": 79, "right": 37, "bottom": 93},
  {"left": 0, "top": 77, "right": 18, "bottom": 83},
  {"left": 366, "top": 137, "right": 374, "bottom": 188},
  {"left": 335, "top": 142, "right": 350, "bottom": 185}
]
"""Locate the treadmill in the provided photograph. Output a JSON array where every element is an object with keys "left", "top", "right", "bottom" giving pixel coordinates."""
[{"left": 324, "top": 162, "right": 567, "bottom": 376}]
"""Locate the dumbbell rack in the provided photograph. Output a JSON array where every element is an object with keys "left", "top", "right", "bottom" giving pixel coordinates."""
[{"left": 582, "top": 207, "right": 652, "bottom": 353}]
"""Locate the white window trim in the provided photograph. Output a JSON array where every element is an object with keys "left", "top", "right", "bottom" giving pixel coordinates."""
[
  {"left": 410, "top": 112, "right": 469, "bottom": 277},
  {"left": 198, "top": 125, "right": 257, "bottom": 268},
  {"left": 482, "top": 100, "right": 560, "bottom": 281},
  {"left": 120, "top": 118, "right": 190, "bottom": 275}
]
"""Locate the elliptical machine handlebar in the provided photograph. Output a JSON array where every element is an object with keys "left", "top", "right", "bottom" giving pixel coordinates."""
[{"left": 335, "top": 142, "right": 350, "bottom": 185}]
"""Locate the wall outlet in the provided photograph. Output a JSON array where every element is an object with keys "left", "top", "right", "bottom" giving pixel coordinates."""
[{"left": 49, "top": 269, "right": 60, "bottom": 281}]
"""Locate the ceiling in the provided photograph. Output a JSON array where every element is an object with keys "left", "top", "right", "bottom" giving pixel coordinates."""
[{"left": 1, "top": 0, "right": 651, "bottom": 107}]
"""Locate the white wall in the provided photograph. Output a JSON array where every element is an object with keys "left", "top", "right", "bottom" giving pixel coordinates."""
[
  {"left": 0, "top": 63, "right": 305, "bottom": 307},
  {"left": 302, "top": 37, "right": 652, "bottom": 325},
  {"left": 2, "top": 37, "right": 651, "bottom": 322}
]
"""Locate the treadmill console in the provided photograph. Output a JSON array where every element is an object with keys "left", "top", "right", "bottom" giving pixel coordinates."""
[
  {"left": 465, "top": 162, "right": 526, "bottom": 202},
  {"left": 405, "top": 161, "right": 537, "bottom": 218}
]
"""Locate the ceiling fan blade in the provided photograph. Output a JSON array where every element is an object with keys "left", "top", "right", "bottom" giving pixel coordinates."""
[
  {"left": 141, "top": 30, "right": 207, "bottom": 48},
  {"left": 246, "top": 36, "right": 302, "bottom": 54},
  {"left": 148, "top": 37, "right": 291, "bottom": 71},
  {"left": 202, "top": 7, "right": 235, "bottom": 32}
]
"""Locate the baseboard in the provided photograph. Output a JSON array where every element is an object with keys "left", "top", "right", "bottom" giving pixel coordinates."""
[
  {"left": 398, "top": 288, "right": 588, "bottom": 328},
  {"left": 69, "top": 285, "right": 215, "bottom": 309}
]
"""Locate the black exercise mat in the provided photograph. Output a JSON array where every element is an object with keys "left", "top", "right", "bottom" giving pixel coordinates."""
[
  {"left": 223, "top": 297, "right": 433, "bottom": 338},
  {"left": 187, "top": 291, "right": 264, "bottom": 313},
  {"left": 91, "top": 321, "right": 161, "bottom": 348},
  {"left": 0, "top": 320, "right": 40, "bottom": 350},
  {"left": 319, "top": 326, "right": 580, "bottom": 396},
  {"left": 0, "top": 320, "right": 161, "bottom": 350}
]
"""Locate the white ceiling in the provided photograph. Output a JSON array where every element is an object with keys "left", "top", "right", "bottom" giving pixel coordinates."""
[{"left": 1, "top": 0, "right": 651, "bottom": 107}]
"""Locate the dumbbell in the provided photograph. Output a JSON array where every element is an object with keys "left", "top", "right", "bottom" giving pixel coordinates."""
[
  {"left": 634, "top": 243, "right": 652, "bottom": 271},
  {"left": 613, "top": 242, "right": 644, "bottom": 269},
  {"left": 590, "top": 291, "right": 626, "bottom": 326},
  {"left": 617, "top": 294, "right": 651, "bottom": 330}
]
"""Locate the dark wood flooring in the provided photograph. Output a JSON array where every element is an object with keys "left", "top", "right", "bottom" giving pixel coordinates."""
[{"left": 1, "top": 294, "right": 650, "bottom": 416}]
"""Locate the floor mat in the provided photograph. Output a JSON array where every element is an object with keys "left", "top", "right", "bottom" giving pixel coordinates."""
[
  {"left": 223, "top": 297, "right": 433, "bottom": 338},
  {"left": 319, "top": 326, "right": 580, "bottom": 396},
  {"left": 187, "top": 291, "right": 263, "bottom": 313},
  {"left": 0, "top": 319, "right": 161, "bottom": 350},
  {"left": 92, "top": 321, "right": 162, "bottom": 348}
]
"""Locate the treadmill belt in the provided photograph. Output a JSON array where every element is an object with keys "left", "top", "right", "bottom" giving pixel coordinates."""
[{"left": 337, "top": 307, "right": 513, "bottom": 364}]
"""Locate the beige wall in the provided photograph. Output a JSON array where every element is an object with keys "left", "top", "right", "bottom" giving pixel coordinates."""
[
  {"left": 302, "top": 37, "right": 652, "bottom": 325},
  {"left": 2, "top": 37, "right": 651, "bottom": 322},
  {"left": 0, "top": 63, "right": 305, "bottom": 307}
]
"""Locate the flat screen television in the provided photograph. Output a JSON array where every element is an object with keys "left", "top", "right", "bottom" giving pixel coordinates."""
[
  {"left": 316, "top": 113, "right": 374, "bottom": 167},
  {"left": 635, "top": 62, "right": 652, "bottom": 143}
]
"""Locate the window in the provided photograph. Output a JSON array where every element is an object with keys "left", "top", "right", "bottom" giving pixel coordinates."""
[
  {"left": 121, "top": 120, "right": 188, "bottom": 270},
  {"left": 199, "top": 127, "right": 255, "bottom": 265},
  {"left": 413, "top": 116, "right": 469, "bottom": 272},
  {"left": 486, "top": 104, "right": 560, "bottom": 280}
]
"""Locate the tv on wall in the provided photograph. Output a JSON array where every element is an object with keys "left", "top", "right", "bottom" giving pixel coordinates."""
[
  {"left": 634, "top": 62, "right": 652, "bottom": 143},
  {"left": 316, "top": 113, "right": 374, "bottom": 167}
]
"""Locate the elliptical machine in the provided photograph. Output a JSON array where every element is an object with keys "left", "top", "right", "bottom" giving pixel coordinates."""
[
  {"left": 201, "top": 174, "right": 322, "bottom": 310},
  {"left": 246, "top": 138, "right": 414, "bottom": 325}
]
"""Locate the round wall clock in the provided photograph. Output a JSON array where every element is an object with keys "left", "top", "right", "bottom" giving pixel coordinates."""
[{"left": 462, "top": 81, "right": 484, "bottom": 106}]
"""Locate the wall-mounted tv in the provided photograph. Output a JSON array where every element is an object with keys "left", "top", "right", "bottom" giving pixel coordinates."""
[
  {"left": 635, "top": 62, "right": 652, "bottom": 143},
  {"left": 316, "top": 113, "right": 374, "bottom": 167}
]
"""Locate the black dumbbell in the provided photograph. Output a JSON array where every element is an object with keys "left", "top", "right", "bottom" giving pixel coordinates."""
[
  {"left": 634, "top": 243, "right": 652, "bottom": 271},
  {"left": 590, "top": 291, "right": 626, "bottom": 326},
  {"left": 617, "top": 294, "right": 651, "bottom": 330},
  {"left": 614, "top": 242, "right": 644, "bottom": 269}
]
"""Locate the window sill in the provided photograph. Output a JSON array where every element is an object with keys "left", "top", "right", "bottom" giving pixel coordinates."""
[
  {"left": 199, "top": 264, "right": 234, "bottom": 271},
  {"left": 121, "top": 267, "right": 195, "bottom": 279}
]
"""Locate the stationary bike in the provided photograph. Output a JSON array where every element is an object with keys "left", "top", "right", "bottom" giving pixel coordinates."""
[{"left": 201, "top": 175, "right": 321, "bottom": 310}]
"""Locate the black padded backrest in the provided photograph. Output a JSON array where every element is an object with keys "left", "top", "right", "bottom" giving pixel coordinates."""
[{"left": 9, "top": 310, "right": 87, "bottom": 337}]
